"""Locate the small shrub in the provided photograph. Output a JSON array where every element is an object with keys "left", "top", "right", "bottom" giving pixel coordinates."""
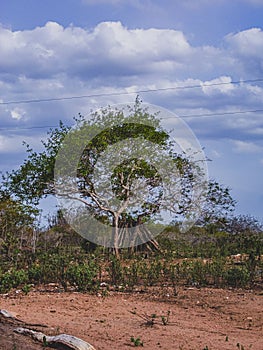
[
  {"left": 28, "top": 264, "right": 43, "bottom": 284},
  {"left": 0, "top": 269, "right": 28, "bottom": 293},
  {"left": 208, "top": 258, "right": 226, "bottom": 286},
  {"left": 107, "top": 256, "right": 123, "bottom": 285},
  {"left": 22, "top": 284, "right": 31, "bottom": 295},
  {"left": 66, "top": 261, "right": 98, "bottom": 292},
  {"left": 224, "top": 267, "right": 249, "bottom": 288}
]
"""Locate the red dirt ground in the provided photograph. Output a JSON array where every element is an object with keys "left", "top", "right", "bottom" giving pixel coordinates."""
[{"left": 1, "top": 286, "right": 262, "bottom": 350}]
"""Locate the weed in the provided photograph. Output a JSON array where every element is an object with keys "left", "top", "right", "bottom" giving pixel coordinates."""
[
  {"left": 161, "top": 310, "right": 171, "bottom": 325},
  {"left": 130, "top": 336, "right": 144, "bottom": 347},
  {"left": 130, "top": 310, "right": 172, "bottom": 327},
  {"left": 22, "top": 284, "right": 31, "bottom": 295}
]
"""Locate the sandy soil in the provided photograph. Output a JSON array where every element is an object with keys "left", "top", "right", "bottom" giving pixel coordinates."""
[{"left": 0, "top": 286, "right": 262, "bottom": 350}]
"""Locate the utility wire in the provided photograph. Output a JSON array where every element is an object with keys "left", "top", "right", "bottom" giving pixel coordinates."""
[
  {"left": 1, "top": 77, "right": 263, "bottom": 131},
  {"left": 1, "top": 78, "right": 263, "bottom": 106},
  {"left": 1, "top": 108, "right": 263, "bottom": 132},
  {"left": 167, "top": 108, "right": 263, "bottom": 119},
  {"left": 0, "top": 125, "right": 58, "bottom": 131}
]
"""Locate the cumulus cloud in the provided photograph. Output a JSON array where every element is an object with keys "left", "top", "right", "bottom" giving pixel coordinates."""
[
  {"left": 1, "top": 21, "right": 262, "bottom": 85},
  {"left": 0, "top": 21, "right": 193, "bottom": 81},
  {"left": 0, "top": 21, "right": 263, "bottom": 148},
  {"left": 201, "top": 76, "right": 235, "bottom": 95},
  {"left": 225, "top": 28, "right": 263, "bottom": 75},
  {"left": 226, "top": 28, "right": 263, "bottom": 57}
]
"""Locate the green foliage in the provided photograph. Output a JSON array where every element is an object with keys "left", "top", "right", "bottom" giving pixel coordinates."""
[
  {"left": 143, "top": 259, "right": 163, "bottom": 286},
  {"left": 0, "top": 268, "right": 28, "bottom": 293},
  {"left": 161, "top": 310, "right": 170, "bottom": 325},
  {"left": 224, "top": 267, "right": 250, "bottom": 288},
  {"left": 208, "top": 258, "right": 226, "bottom": 285},
  {"left": 188, "top": 260, "right": 209, "bottom": 286},
  {"left": 0, "top": 100, "right": 212, "bottom": 255},
  {"left": 0, "top": 197, "right": 38, "bottom": 258},
  {"left": 130, "top": 336, "right": 144, "bottom": 347},
  {"left": 200, "top": 180, "right": 236, "bottom": 225},
  {"left": 27, "top": 264, "right": 43, "bottom": 284},
  {"left": 0, "top": 241, "right": 262, "bottom": 294},
  {"left": 123, "top": 261, "right": 140, "bottom": 288},
  {"left": 28, "top": 254, "right": 69, "bottom": 285},
  {"left": 21, "top": 284, "right": 31, "bottom": 295},
  {"left": 107, "top": 256, "right": 123, "bottom": 285},
  {"left": 0, "top": 94, "right": 261, "bottom": 294},
  {"left": 66, "top": 261, "right": 98, "bottom": 292},
  {"left": 1, "top": 121, "right": 70, "bottom": 205}
]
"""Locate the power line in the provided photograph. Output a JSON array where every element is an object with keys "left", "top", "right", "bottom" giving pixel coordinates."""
[
  {"left": 1, "top": 108, "right": 263, "bottom": 132},
  {"left": 174, "top": 108, "right": 263, "bottom": 119},
  {"left": 1, "top": 78, "right": 263, "bottom": 106},
  {"left": 0, "top": 125, "right": 58, "bottom": 131}
]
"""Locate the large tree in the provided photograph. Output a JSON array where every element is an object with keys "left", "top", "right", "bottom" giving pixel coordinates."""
[{"left": 1, "top": 100, "right": 215, "bottom": 255}]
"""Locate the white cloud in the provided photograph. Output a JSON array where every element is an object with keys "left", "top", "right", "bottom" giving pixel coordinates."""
[
  {"left": 1, "top": 20, "right": 263, "bottom": 221},
  {"left": 0, "top": 132, "right": 46, "bottom": 154},
  {"left": 92, "top": 21, "right": 191, "bottom": 61},
  {"left": 226, "top": 28, "right": 263, "bottom": 57},
  {"left": 1, "top": 21, "right": 262, "bottom": 86},
  {"left": 225, "top": 28, "right": 263, "bottom": 76},
  {"left": 1, "top": 21, "right": 263, "bottom": 145},
  {"left": 0, "top": 21, "right": 193, "bottom": 80},
  {"left": 232, "top": 140, "right": 263, "bottom": 154},
  {"left": 250, "top": 127, "right": 263, "bottom": 135},
  {"left": 10, "top": 107, "right": 26, "bottom": 120},
  {"left": 201, "top": 76, "right": 235, "bottom": 95}
]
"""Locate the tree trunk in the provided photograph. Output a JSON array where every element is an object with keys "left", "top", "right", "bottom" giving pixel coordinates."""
[{"left": 112, "top": 215, "right": 120, "bottom": 258}]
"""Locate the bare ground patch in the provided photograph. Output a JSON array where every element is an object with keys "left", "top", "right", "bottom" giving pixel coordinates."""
[{"left": 1, "top": 287, "right": 262, "bottom": 350}]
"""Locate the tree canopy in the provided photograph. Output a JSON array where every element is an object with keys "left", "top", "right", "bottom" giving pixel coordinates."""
[{"left": 0, "top": 100, "right": 235, "bottom": 254}]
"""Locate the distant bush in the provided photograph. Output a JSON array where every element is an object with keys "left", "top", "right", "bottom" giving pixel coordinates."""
[
  {"left": 66, "top": 261, "right": 99, "bottom": 292},
  {"left": 224, "top": 267, "right": 250, "bottom": 288},
  {"left": 0, "top": 269, "right": 28, "bottom": 293}
]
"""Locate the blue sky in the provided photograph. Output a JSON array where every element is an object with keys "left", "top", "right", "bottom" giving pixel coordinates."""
[{"left": 0, "top": 0, "right": 263, "bottom": 221}]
